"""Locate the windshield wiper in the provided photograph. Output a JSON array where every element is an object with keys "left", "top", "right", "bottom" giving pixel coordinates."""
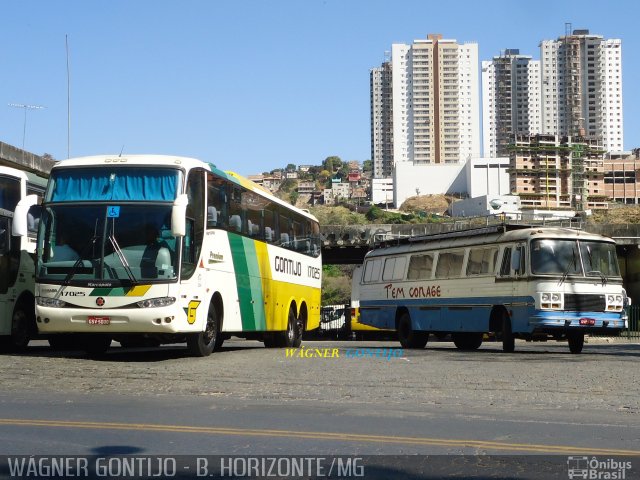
[
  {"left": 587, "top": 270, "right": 607, "bottom": 286},
  {"left": 559, "top": 249, "right": 577, "bottom": 286},
  {"left": 54, "top": 235, "right": 99, "bottom": 299},
  {"left": 107, "top": 234, "right": 138, "bottom": 284}
]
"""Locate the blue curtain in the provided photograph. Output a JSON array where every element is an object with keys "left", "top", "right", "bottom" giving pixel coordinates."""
[{"left": 50, "top": 169, "right": 178, "bottom": 202}]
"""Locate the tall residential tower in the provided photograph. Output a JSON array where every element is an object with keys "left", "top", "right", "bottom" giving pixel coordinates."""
[
  {"left": 482, "top": 49, "right": 541, "bottom": 158},
  {"left": 370, "top": 34, "right": 480, "bottom": 178},
  {"left": 540, "top": 29, "right": 623, "bottom": 152}
]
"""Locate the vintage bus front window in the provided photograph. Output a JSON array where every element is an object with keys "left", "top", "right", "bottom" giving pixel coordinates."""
[
  {"left": 531, "top": 239, "right": 582, "bottom": 276},
  {"left": 580, "top": 241, "right": 621, "bottom": 278},
  {"left": 0, "top": 176, "right": 21, "bottom": 212},
  {"left": 38, "top": 204, "right": 178, "bottom": 284}
]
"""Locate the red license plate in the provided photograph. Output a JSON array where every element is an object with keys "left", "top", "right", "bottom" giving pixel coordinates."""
[
  {"left": 579, "top": 318, "right": 596, "bottom": 326},
  {"left": 87, "top": 316, "right": 110, "bottom": 325}
]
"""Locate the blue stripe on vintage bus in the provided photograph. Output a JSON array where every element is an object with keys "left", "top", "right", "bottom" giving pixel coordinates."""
[{"left": 359, "top": 296, "right": 623, "bottom": 333}]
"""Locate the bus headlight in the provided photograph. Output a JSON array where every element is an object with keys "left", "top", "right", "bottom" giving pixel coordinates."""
[
  {"left": 136, "top": 297, "right": 176, "bottom": 308},
  {"left": 606, "top": 293, "right": 624, "bottom": 312},
  {"left": 540, "top": 292, "right": 562, "bottom": 310},
  {"left": 36, "top": 297, "right": 67, "bottom": 308}
]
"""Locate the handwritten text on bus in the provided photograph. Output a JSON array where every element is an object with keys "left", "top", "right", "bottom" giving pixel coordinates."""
[{"left": 384, "top": 283, "right": 441, "bottom": 299}]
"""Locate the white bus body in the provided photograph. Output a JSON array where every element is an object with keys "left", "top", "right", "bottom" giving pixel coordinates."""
[
  {"left": 28, "top": 155, "right": 322, "bottom": 356},
  {"left": 356, "top": 225, "right": 626, "bottom": 353},
  {"left": 0, "top": 166, "right": 47, "bottom": 349}
]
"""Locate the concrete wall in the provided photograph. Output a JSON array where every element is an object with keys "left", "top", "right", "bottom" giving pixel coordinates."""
[
  {"left": 393, "top": 162, "right": 467, "bottom": 207},
  {"left": 0, "top": 141, "right": 55, "bottom": 175}
]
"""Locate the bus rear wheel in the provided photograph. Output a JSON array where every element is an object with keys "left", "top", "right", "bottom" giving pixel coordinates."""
[
  {"left": 567, "top": 331, "right": 584, "bottom": 354},
  {"left": 272, "top": 306, "right": 301, "bottom": 348},
  {"left": 187, "top": 303, "right": 222, "bottom": 357},
  {"left": 452, "top": 332, "right": 483, "bottom": 351},
  {"left": 397, "top": 312, "right": 428, "bottom": 349}
]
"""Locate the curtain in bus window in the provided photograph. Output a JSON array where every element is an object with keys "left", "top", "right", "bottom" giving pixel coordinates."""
[
  {"left": 407, "top": 254, "right": 433, "bottom": 280},
  {"left": 435, "top": 251, "right": 464, "bottom": 279},
  {"left": 50, "top": 170, "right": 177, "bottom": 202}
]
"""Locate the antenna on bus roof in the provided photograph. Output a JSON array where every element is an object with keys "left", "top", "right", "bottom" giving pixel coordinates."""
[{"left": 119, "top": 145, "right": 125, "bottom": 157}]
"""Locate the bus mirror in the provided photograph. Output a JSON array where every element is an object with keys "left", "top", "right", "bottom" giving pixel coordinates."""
[
  {"left": 512, "top": 250, "right": 521, "bottom": 273},
  {"left": 171, "top": 194, "right": 188, "bottom": 237},
  {"left": 12, "top": 195, "right": 39, "bottom": 237}
]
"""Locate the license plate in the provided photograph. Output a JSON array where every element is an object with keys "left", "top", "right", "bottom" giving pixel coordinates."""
[
  {"left": 87, "top": 316, "right": 110, "bottom": 325},
  {"left": 579, "top": 318, "right": 596, "bottom": 326}
]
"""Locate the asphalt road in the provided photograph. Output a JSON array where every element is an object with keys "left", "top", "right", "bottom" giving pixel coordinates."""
[{"left": 0, "top": 338, "right": 639, "bottom": 477}]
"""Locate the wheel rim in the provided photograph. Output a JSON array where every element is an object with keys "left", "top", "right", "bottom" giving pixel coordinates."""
[
  {"left": 203, "top": 314, "right": 216, "bottom": 344},
  {"left": 287, "top": 310, "right": 296, "bottom": 343}
]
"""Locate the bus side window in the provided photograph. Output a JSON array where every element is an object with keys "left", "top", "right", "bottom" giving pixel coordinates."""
[
  {"left": 499, "top": 247, "right": 512, "bottom": 277},
  {"left": 513, "top": 245, "right": 526, "bottom": 276}
]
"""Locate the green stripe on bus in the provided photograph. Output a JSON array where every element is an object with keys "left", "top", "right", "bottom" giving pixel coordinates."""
[{"left": 229, "top": 233, "right": 266, "bottom": 331}]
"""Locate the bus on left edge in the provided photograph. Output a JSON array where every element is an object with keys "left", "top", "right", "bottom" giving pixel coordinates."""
[
  {"left": 0, "top": 166, "right": 47, "bottom": 351},
  {"left": 13, "top": 155, "right": 322, "bottom": 356}
]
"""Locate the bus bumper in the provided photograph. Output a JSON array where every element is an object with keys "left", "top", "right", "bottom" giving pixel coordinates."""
[
  {"left": 529, "top": 310, "right": 626, "bottom": 334},
  {"left": 35, "top": 305, "right": 191, "bottom": 334}
]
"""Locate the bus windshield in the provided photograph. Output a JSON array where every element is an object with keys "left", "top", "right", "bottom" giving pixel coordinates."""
[
  {"left": 37, "top": 204, "right": 179, "bottom": 285},
  {"left": 531, "top": 239, "right": 620, "bottom": 278}
]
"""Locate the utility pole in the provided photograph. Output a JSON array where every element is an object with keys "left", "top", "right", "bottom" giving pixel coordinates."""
[{"left": 8, "top": 103, "right": 46, "bottom": 151}]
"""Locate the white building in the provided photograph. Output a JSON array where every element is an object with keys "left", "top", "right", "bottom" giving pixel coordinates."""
[
  {"left": 371, "top": 34, "right": 480, "bottom": 179},
  {"left": 540, "top": 29, "right": 623, "bottom": 153},
  {"left": 465, "top": 157, "right": 510, "bottom": 198},
  {"left": 393, "top": 163, "right": 467, "bottom": 207},
  {"left": 482, "top": 49, "right": 541, "bottom": 157},
  {"left": 371, "top": 178, "right": 394, "bottom": 206}
]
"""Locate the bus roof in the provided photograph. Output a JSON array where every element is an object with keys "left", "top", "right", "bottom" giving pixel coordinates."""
[
  {"left": 365, "top": 226, "right": 615, "bottom": 259},
  {"left": 50, "top": 155, "right": 319, "bottom": 223}
]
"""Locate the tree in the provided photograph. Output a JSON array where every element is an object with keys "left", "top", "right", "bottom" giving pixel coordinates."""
[
  {"left": 362, "top": 160, "right": 372, "bottom": 172},
  {"left": 286, "top": 163, "right": 296, "bottom": 172},
  {"left": 323, "top": 156, "right": 342, "bottom": 173}
]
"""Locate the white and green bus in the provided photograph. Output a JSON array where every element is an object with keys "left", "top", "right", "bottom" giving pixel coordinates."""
[
  {"left": 15, "top": 155, "right": 322, "bottom": 356},
  {"left": 0, "top": 165, "right": 47, "bottom": 350}
]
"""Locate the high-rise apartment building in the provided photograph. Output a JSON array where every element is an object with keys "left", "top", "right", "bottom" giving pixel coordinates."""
[
  {"left": 370, "top": 61, "right": 394, "bottom": 178},
  {"left": 370, "top": 34, "right": 480, "bottom": 178},
  {"left": 482, "top": 49, "right": 541, "bottom": 158},
  {"left": 540, "top": 29, "right": 623, "bottom": 153}
]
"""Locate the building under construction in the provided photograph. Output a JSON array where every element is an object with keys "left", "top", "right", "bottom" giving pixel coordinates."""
[{"left": 508, "top": 133, "right": 607, "bottom": 212}]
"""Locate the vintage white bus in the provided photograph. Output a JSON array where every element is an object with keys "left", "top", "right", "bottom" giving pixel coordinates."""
[
  {"left": 0, "top": 166, "right": 47, "bottom": 350},
  {"left": 355, "top": 224, "right": 627, "bottom": 354},
  {"left": 14, "top": 155, "right": 322, "bottom": 356}
]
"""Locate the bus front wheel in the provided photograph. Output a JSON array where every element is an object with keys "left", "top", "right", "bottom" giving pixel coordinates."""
[
  {"left": 187, "top": 304, "right": 222, "bottom": 357},
  {"left": 452, "top": 332, "right": 483, "bottom": 351},
  {"left": 397, "top": 312, "right": 428, "bottom": 349},
  {"left": 501, "top": 313, "right": 515, "bottom": 353},
  {"left": 9, "top": 302, "right": 36, "bottom": 351},
  {"left": 567, "top": 331, "right": 584, "bottom": 354}
]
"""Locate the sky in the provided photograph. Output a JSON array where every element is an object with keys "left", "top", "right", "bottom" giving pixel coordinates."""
[{"left": 1, "top": 0, "right": 638, "bottom": 176}]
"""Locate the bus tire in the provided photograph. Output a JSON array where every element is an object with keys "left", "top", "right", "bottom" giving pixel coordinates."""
[
  {"left": 397, "top": 312, "right": 428, "bottom": 349},
  {"left": 187, "top": 303, "right": 222, "bottom": 357},
  {"left": 452, "top": 332, "right": 483, "bottom": 351},
  {"left": 9, "top": 302, "right": 36, "bottom": 351},
  {"left": 84, "top": 335, "right": 111, "bottom": 356},
  {"left": 283, "top": 306, "right": 302, "bottom": 348},
  {"left": 502, "top": 313, "right": 515, "bottom": 353},
  {"left": 567, "top": 331, "right": 584, "bottom": 354}
]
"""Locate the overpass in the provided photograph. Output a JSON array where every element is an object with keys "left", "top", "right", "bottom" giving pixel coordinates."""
[{"left": 0, "top": 141, "right": 55, "bottom": 176}]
